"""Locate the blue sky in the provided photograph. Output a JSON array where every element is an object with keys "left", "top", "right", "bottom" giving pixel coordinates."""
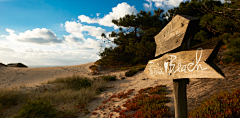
[{"left": 1, "top": 0, "right": 223, "bottom": 67}]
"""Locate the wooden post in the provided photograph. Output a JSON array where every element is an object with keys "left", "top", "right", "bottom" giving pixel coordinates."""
[{"left": 173, "top": 78, "right": 189, "bottom": 118}]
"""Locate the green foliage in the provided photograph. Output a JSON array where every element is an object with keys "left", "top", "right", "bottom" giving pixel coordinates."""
[
  {"left": 96, "top": 0, "right": 240, "bottom": 67},
  {"left": 222, "top": 32, "right": 240, "bottom": 64},
  {"left": 188, "top": 88, "right": 240, "bottom": 117},
  {"left": 194, "top": 30, "right": 209, "bottom": 41},
  {"left": 125, "top": 66, "right": 146, "bottom": 77},
  {"left": 125, "top": 69, "right": 139, "bottom": 77},
  {"left": 95, "top": 87, "right": 105, "bottom": 95},
  {"left": 0, "top": 90, "right": 18, "bottom": 108},
  {"left": 14, "top": 98, "right": 58, "bottom": 118},
  {"left": 100, "top": 75, "right": 117, "bottom": 81},
  {"left": 99, "top": 86, "right": 173, "bottom": 117},
  {"left": 120, "top": 86, "right": 173, "bottom": 117},
  {"left": 97, "top": 9, "right": 167, "bottom": 66},
  {"left": 47, "top": 75, "right": 92, "bottom": 91},
  {"left": 200, "top": 13, "right": 236, "bottom": 35},
  {"left": 166, "top": 0, "right": 206, "bottom": 21}
]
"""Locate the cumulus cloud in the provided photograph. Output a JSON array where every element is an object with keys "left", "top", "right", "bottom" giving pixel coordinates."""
[
  {"left": 143, "top": 0, "right": 153, "bottom": 11},
  {"left": 151, "top": 0, "right": 183, "bottom": 8},
  {"left": 4, "top": 28, "right": 62, "bottom": 45},
  {"left": 77, "top": 38, "right": 102, "bottom": 49},
  {"left": 78, "top": 2, "right": 138, "bottom": 29},
  {"left": 64, "top": 21, "right": 107, "bottom": 40},
  {"left": 62, "top": 34, "right": 81, "bottom": 44}
]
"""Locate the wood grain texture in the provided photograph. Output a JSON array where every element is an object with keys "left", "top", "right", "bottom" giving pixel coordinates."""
[
  {"left": 154, "top": 15, "right": 200, "bottom": 57},
  {"left": 144, "top": 48, "right": 225, "bottom": 79},
  {"left": 173, "top": 78, "right": 189, "bottom": 118}
]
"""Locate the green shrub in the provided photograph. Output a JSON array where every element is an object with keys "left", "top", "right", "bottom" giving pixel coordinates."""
[
  {"left": 14, "top": 98, "right": 58, "bottom": 118},
  {"left": 95, "top": 87, "right": 105, "bottom": 94},
  {"left": 100, "top": 75, "right": 116, "bottom": 81},
  {"left": 221, "top": 32, "right": 240, "bottom": 64},
  {"left": 125, "top": 69, "right": 139, "bottom": 77},
  {"left": 67, "top": 78, "right": 92, "bottom": 90},
  {"left": 137, "top": 67, "right": 145, "bottom": 71},
  {"left": 188, "top": 88, "right": 240, "bottom": 118},
  {"left": 47, "top": 75, "right": 92, "bottom": 90},
  {"left": 0, "top": 89, "right": 19, "bottom": 108}
]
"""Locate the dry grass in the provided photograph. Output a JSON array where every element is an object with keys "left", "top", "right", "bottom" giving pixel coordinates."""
[{"left": 0, "top": 74, "right": 107, "bottom": 118}]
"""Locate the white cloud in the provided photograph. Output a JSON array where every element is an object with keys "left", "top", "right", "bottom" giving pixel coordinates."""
[
  {"left": 24, "top": 48, "right": 33, "bottom": 52},
  {"left": 4, "top": 28, "right": 62, "bottom": 45},
  {"left": 60, "top": 23, "right": 64, "bottom": 28},
  {"left": 0, "top": 46, "right": 14, "bottom": 52},
  {"left": 145, "top": 0, "right": 183, "bottom": 11},
  {"left": 77, "top": 38, "right": 102, "bottom": 49},
  {"left": 153, "top": 0, "right": 182, "bottom": 7},
  {"left": 96, "top": 13, "right": 101, "bottom": 17},
  {"left": 62, "top": 34, "right": 81, "bottom": 44},
  {"left": 64, "top": 21, "right": 107, "bottom": 40},
  {"left": 78, "top": 2, "right": 138, "bottom": 29},
  {"left": 143, "top": 0, "right": 153, "bottom": 11}
]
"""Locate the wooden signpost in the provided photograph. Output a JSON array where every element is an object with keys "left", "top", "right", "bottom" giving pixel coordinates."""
[
  {"left": 154, "top": 15, "right": 200, "bottom": 57},
  {"left": 144, "top": 15, "right": 225, "bottom": 118}
]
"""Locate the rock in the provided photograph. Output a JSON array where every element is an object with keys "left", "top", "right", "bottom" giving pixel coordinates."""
[
  {"left": 7, "top": 63, "right": 28, "bottom": 68},
  {"left": 0, "top": 63, "right": 7, "bottom": 67}
]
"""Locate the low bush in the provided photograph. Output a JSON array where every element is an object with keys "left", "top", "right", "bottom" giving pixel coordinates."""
[
  {"left": 125, "top": 69, "right": 139, "bottom": 77},
  {"left": 100, "top": 75, "right": 117, "bottom": 81},
  {"left": 98, "top": 85, "right": 173, "bottom": 117},
  {"left": 95, "top": 87, "right": 105, "bottom": 95},
  {"left": 221, "top": 32, "right": 240, "bottom": 64},
  {"left": 14, "top": 98, "right": 58, "bottom": 118},
  {"left": 125, "top": 66, "right": 146, "bottom": 77},
  {"left": 89, "top": 65, "right": 100, "bottom": 75},
  {"left": 188, "top": 88, "right": 240, "bottom": 117},
  {"left": 47, "top": 75, "right": 92, "bottom": 90},
  {"left": 0, "top": 89, "right": 20, "bottom": 108}
]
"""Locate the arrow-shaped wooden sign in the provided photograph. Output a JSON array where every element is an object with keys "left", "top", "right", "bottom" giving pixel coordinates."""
[
  {"left": 154, "top": 15, "right": 200, "bottom": 57},
  {"left": 144, "top": 40, "right": 225, "bottom": 79}
]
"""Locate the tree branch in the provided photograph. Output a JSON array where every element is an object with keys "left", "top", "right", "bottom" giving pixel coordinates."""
[{"left": 224, "top": 7, "right": 240, "bottom": 11}]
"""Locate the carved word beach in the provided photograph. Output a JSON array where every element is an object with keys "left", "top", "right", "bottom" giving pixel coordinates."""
[{"left": 149, "top": 48, "right": 207, "bottom": 76}]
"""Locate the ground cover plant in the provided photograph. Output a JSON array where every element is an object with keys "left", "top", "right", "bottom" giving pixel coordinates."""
[
  {"left": 0, "top": 74, "right": 106, "bottom": 118},
  {"left": 125, "top": 66, "right": 145, "bottom": 77},
  {"left": 188, "top": 88, "right": 240, "bottom": 118},
  {"left": 99, "top": 75, "right": 117, "bottom": 81},
  {"left": 93, "top": 85, "right": 173, "bottom": 118},
  {"left": 89, "top": 65, "right": 100, "bottom": 75},
  {"left": 14, "top": 98, "right": 58, "bottom": 118}
]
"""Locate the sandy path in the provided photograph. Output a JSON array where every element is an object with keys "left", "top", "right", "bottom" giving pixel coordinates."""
[{"left": 76, "top": 64, "right": 240, "bottom": 118}]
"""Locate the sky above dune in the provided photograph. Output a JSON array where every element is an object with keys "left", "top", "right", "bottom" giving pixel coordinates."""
[{"left": 0, "top": 0, "right": 225, "bottom": 67}]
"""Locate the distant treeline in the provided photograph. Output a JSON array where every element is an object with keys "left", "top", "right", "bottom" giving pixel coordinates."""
[{"left": 96, "top": 0, "right": 240, "bottom": 67}]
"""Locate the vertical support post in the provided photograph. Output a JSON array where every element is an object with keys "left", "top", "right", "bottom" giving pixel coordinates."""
[
  {"left": 186, "top": 38, "right": 191, "bottom": 50},
  {"left": 173, "top": 78, "right": 189, "bottom": 118}
]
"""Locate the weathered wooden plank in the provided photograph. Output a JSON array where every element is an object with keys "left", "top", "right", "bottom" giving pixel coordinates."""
[
  {"left": 144, "top": 44, "right": 225, "bottom": 79},
  {"left": 154, "top": 15, "right": 200, "bottom": 57},
  {"left": 173, "top": 78, "right": 189, "bottom": 118}
]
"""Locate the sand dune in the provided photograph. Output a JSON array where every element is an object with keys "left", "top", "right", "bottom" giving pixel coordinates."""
[
  {"left": 1, "top": 61, "right": 240, "bottom": 118},
  {"left": 0, "top": 62, "right": 94, "bottom": 89}
]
